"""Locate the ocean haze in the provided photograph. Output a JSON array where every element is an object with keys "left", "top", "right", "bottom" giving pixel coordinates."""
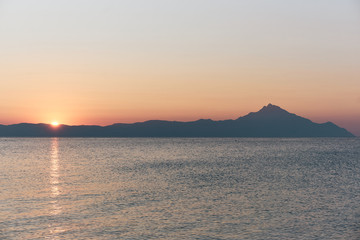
[{"left": 0, "top": 104, "right": 354, "bottom": 137}]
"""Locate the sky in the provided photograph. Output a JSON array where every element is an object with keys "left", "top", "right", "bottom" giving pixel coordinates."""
[{"left": 0, "top": 0, "right": 359, "bottom": 135}]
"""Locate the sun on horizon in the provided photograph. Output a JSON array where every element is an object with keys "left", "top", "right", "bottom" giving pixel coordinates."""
[{"left": 51, "top": 122, "right": 59, "bottom": 127}]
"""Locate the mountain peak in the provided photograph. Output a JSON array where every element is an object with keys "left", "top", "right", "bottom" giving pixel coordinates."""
[
  {"left": 256, "top": 103, "right": 290, "bottom": 116},
  {"left": 260, "top": 103, "right": 287, "bottom": 112},
  {"left": 238, "top": 104, "right": 296, "bottom": 121}
]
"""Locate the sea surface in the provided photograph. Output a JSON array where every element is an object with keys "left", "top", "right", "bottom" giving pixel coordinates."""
[{"left": 0, "top": 138, "right": 359, "bottom": 240}]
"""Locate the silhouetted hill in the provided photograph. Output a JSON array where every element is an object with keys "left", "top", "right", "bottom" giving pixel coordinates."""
[{"left": 0, "top": 104, "right": 354, "bottom": 137}]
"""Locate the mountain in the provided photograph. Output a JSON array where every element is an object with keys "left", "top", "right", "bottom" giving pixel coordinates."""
[{"left": 0, "top": 104, "right": 354, "bottom": 137}]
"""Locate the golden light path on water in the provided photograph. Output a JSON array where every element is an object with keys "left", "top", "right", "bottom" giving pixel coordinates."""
[{"left": 49, "top": 138, "right": 64, "bottom": 238}]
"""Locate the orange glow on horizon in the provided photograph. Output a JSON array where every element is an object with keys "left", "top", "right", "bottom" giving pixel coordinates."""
[{"left": 0, "top": 1, "right": 359, "bottom": 135}]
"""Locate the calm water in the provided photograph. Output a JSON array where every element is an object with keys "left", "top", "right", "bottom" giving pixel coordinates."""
[{"left": 0, "top": 138, "right": 359, "bottom": 239}]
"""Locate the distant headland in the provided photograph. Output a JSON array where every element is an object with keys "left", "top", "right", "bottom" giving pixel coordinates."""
[{"left": 0, "top": 104, "right": 354, "bottom": 137}]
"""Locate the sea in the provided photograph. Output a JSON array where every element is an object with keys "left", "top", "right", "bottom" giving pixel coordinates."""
[{"left": 0, "top": 138, "right": 359, "bottom": 240}]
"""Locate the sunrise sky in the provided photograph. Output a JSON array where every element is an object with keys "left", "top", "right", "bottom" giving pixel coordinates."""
[{"left": 0, "top": 0, "right": 359, "bottom": 135}]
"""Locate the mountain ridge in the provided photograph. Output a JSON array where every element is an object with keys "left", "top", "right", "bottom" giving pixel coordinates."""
[{"left": 0, "top": 104, "right": 354, "bottom": 137}]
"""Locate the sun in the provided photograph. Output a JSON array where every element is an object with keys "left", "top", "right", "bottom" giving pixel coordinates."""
[{"left": 51, "top": 121, "right": 59, "bottom": 127}]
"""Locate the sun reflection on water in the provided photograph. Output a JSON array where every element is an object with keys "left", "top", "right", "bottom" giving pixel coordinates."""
[{"left": 49, "top": 138, "right": 64, "bottom": 238}]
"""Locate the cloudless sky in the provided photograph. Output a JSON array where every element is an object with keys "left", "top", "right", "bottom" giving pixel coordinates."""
[{"left": 0, "top": 0, "right": 359, "bottom": 135}]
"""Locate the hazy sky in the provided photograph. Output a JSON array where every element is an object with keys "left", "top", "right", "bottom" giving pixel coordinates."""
[{"left": 0, "top": 0, "right": 359, "bottom": 135}]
